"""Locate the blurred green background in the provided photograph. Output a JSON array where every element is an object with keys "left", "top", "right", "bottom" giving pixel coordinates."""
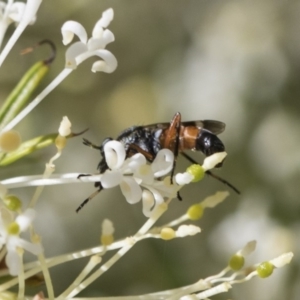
[{"left": 0, "top": 0, "right": 300, "bottom": 299}]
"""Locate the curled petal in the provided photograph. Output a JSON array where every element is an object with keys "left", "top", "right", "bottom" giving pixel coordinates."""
[
  {"left": 142, "top": 186, "right": 164, "bottom": 217},
  {"left": 123, "top": 153, "right": 147, "bottom": 173},
  {"left": 101, "top": 170, "right": 122, "bottom": 188},
  {"left": 102, "top": 29, "right": 115, "bottom": 45},
  {"left": 120, "top": 177, "right": 142, "bottom": 204},
  {"left": 152, "top": 149, "right": 174, "bottom": 177},
  {"left": 92, "top": 8, "right": 114, "bottom": 37},
  {"left": 87, "top": 36, "right": 105, "bottom": 50},
  {"left": 88, "top": 30, "right": 115, "bottom": 51},
  {"left": 134, "top": 164, "right": 154, "bottom": 184},
  {"left": 104, "top": 141, "right": 125, "bottom": 170},
  {"left": 61, "top": 20, "right": 88, "bottom": 45},
  {"left": 90, "top": 50, "right": 118, "bottom": 73},
  {"left": 65, "top": 41, "right": 88, "bottom": 69},
  {"left": 142, "top": 190, "right": 155, "bottom": 217}
]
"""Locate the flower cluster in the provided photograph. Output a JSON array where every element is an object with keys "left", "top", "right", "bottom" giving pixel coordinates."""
[
  {"left": 88, "top": 140, "right": 226, "bottom": 217},
  {"left": 0, "top": 3, "right": 294, "bottom": 300},
  {"left": 62, "top": 7, "right": 117, "bottom": 72},
  {"left": 0, "top": 197, "right": 42, "bottom": 276}
]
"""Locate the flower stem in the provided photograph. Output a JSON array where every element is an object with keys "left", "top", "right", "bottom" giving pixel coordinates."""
[
  {"left": 65, "top": 203, "right": 168, "bottom": 298},
  {"left": 17, "top": 249, "right": 25, "bottom": 300}
]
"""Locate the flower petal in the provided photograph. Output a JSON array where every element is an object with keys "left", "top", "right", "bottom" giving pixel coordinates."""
[
  {"left": 134, "top": 164, "right": 154, "bottom": 184},
  {"left": 123, "top": 153, "right": 147, "bottom": 173},
  {"left": 92, "top": 8, "right": 114, "bottom": 38},
  {"left": 104, "top": 141, "right": 125, "bottom": 170},
  {"left": 142, "top": 190, "right": 155, "bottom": 217},
  {"left": 90, "top": 50, "right": 118, "bottom": 73},
  {"left": 87, "top": 36, "right": 105, "bottom": 50},
  {"left": 6, "top": 249, "right": 20, "bottom": 276},
  {"left": 8, "top": 2, "right": 26, "bottom": 23},
  {"left": 58, "top": 116, "right": 72, "bottom": 137},
  {"left": 61, "top": 20, "right": 88, "bottom": 45},
  {"left": 65, "top": 41, "right": 88, "bottom": 69},
  {"left": 142, "top": 186, "right": 164, "bottom": 217},
  {"left": 120, "top": 177, "right": 142, "bottom": 204},
  {"left": 21, "top": 0, "right": 41, "bottom": 24},
  {"left": 152, "top": 149, "right": 174, "bottom": 177},
  {"left": 202, "top": 152, "right": 227, "bottom": 171},
  {"left": 15, "top": 238, "right": 42, "bottom": 255},
  {"left": 175, "top": 172, "right": 194, "bottom": 185},
  {"left": 0, "top": 207, "right": 13, "bottom": 227},
  {"left": 16, "top": 208, "right": 35, "bottom": 231},
  {"left": 101, "top": 170, "right": 122, "bottom": 188},
  {"left": 88, "top": 30, "right": 115, "bottom": 51}
]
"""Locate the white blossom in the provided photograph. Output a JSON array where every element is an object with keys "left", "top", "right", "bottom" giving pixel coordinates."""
[
  {"left": 0, "top": 207, "right": 42, "bottom": 276},
  {"left": 98, "top": 141, "right": 177, "bottom": 216},
  {"left": 176, "top": 224, "right": 201, "bottom": 237},
  {"left": 0, "top": 0, "right": 42, "bottom": 65},
  {"left": 61, "top": 8, "right": 117, "bottom": 73},
  {"left": 58, "top": 116, "right": 72, "bottom": 137}
]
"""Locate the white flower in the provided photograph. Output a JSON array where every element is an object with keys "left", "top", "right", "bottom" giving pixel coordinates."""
[
  {"left": 176, "top": 224, "right": 201, "bottom": 237},
  {"left": 0, "top": 208, "right": 42, "bottom": 276},
  {"left": 99, "top": 141, "right": 177, "bottom": 216},
  {"left": 202, "top": 152, "right": 227, "bottom": 171},
  {"left": 270, "top": 252, "right": 294, "bottom": 268},
  {"left": 0, "top": 0, "right": 42, "bottom": 65},
  {"left": 61, "top": 8, "right": 117, "bottom": 73},
  {"left": 58, "top": 116, "right": 72, "bottom": 137}
]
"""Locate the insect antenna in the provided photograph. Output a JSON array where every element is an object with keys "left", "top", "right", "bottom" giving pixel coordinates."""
[
  {"left": 76, "top": 186, "right": 103, "bottom": 213},
  {"left": 82, "top": 138, "right": 101, "bottom": 150},
  {"left": 180, "top": 152, "right": 240, "bottom": 195}
]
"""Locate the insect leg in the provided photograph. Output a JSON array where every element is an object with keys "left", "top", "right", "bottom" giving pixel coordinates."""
[
  {"left": 76, "top": 185, "right": 103, "bottom": 213},
  {"left": 163, "top": 112, "right": 182, "bottom": 184},
  {"left": 180, "top": 152, "right": 240, "bottom": 195}
]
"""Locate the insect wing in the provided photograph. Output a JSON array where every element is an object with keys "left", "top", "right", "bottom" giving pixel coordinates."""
[{"left": 181, "top": 120, "right": 225, "bottom": 135}]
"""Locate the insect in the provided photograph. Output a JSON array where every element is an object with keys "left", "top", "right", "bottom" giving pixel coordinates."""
[{"left": 77, "top": 112, "right": 239, "bottom": 212}]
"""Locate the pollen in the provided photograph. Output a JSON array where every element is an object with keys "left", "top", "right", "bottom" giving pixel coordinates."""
[
  {"left": 0, "top": 130, "right": 21, "bottom": 152},
  {"left": 187, "top": 204, "right": 204, "bottom": 220},
  {"left": 55, "top": 135, "right": 67, "bottom": 150},
  {"left": 160, "top": 228, "right": 175, "bottom": 240},
  {"left": 257, "top": 262, "right": 274, "bottom": 278},
  {"left": 3, "top": 194, "right": 22, "bottom": 211},
  {"left": 186, "top": 164, "right": 204, "bottom": 182},
  {"left": 101, "top": 234, "right": 114, "bottom": 246},
  {"left": 229, "top": 254, "right": 245, "bottom": 271},
  {"left": 7, "top": 222, "right": 20, "bottom": 235}
]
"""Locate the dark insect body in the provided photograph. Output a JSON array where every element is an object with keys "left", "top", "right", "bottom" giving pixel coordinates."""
[{"left": 77, "top": 112, "right": 239, "bottom": 212}]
